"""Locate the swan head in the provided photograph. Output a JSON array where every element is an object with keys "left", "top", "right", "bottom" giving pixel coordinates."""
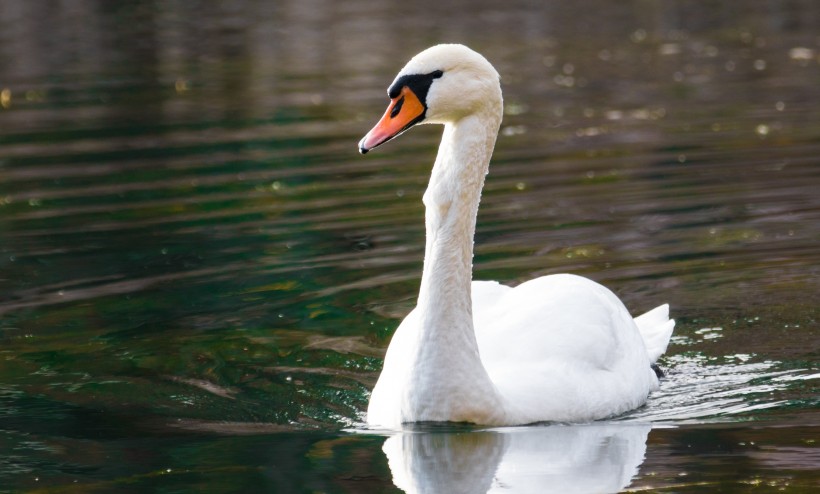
[{"left": 359, "top": 44, "right": 502, "bottom": 154}]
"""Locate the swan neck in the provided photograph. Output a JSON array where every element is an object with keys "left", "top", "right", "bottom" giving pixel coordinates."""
[
  {"left": 417, "top": 112, "right": 499, "bottom": 340},
  {"left": 404, "top": 111, "right": 504, "bottom": 423}
]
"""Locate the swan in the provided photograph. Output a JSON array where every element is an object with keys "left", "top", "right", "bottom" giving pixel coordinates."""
[{"left": 358, "top": 44, "right": 674, "bottom": 428}]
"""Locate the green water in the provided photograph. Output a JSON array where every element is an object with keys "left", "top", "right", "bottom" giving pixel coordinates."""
[{"left": 1, "top": 1, "right": 818, "bottom": 492}]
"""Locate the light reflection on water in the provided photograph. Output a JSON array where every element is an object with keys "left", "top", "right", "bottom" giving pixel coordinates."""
[
  {"left": 0, "top": 0, "right": 819, "bottom": 491},
  {"left": 629, "top": 355, "right": 792, "bottom": 422}
]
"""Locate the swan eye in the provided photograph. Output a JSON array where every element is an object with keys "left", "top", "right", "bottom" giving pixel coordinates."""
[
  {"left": 360, "top": 70, "right": 443, "bottom": 154},
  {"left": 390, "top": 96, "right": 405, "bottom": 118},
  {"left": 388, "top": 70, "right": 444, "bottom": 102}
]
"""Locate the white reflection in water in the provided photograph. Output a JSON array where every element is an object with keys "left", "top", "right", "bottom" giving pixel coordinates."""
[{"left": 383, "top": 423, "right": 650, "bottom": 494}]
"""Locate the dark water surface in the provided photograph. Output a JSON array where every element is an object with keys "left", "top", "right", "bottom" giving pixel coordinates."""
[{"left": 1, "top": 1, "right": 819, "bottom": 492}]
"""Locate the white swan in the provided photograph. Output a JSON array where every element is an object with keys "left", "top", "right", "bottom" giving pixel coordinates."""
[{"left": 359, "top": 44, "right": 674, "bottom": 428}]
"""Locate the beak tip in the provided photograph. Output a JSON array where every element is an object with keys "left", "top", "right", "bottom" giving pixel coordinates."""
[{"left": 358, "top": 137, "right": 370, "bottom": 155}]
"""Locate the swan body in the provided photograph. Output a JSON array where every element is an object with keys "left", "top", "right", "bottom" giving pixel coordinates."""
[{"left": 359, "top": 44, "right": 674, "bottom": 428}]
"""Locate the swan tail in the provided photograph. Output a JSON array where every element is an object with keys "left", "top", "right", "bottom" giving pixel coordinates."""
[{"left": 633, "top": 304, "right": 675, "bottom": 363}]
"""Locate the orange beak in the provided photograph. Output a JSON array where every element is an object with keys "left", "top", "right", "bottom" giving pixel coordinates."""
[{"left": 359, "top": 86, "right": 426, "bottom": 154}]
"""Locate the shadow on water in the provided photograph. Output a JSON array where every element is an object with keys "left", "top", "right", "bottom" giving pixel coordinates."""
[{"left": 0, "top": 0, "right": 819, "bottom": 492}]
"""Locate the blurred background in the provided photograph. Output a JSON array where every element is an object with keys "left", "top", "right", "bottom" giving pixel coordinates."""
[{"left": 0, "top": 0, "right": 818, "bottom": 492}]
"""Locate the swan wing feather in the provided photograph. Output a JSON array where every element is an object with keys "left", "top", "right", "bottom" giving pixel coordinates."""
[{"left": 472, "top": 274, "right": 663, "bottom": 422}]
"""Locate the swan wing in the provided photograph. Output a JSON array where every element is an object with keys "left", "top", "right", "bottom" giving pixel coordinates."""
[
  {"left": 473, "top": 274, "right": 642, "bottom": 367},
  {"left": 472, "top": 274, "right": 664, "bottom": 422}
]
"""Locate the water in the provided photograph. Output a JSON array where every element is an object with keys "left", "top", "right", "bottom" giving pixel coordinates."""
[{"left": 1, "top": 0, "right": 818, "bottom": 492}]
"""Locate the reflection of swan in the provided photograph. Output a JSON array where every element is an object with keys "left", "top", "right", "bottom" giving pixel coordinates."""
[
  {"left": 359, "top": 43, "right": 675, "bottom": 428},
  {"left": 383, "top": 423, "right": 651, "bottom": 494}
]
